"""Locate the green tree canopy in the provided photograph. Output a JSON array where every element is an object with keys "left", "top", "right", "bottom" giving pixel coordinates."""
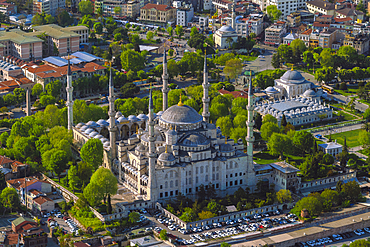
[
  {"left": 260, "top": 122, "right": 280, "bottom": 141},
  {"left": 80, "top": 138, "right": 103, "bottom": 170},
  {"left": 79, "top": 0, "right": 94, "bottom": 15}
]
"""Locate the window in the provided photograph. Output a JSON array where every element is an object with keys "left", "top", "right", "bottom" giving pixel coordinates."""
[
  {"left": 196, "top": 177, "right": 198, "bottom": 183},
  {"left": 165, "top": 192, "right": 168, "bottom": 197},
  {"left": 196, "top": 167, "right": 199, "bottom": 174},
  {"left": 235, "top": 173, "right": 237, "bottom": 177},
  {"left": 175, "top": 180, "right": 178, "bottom": 186},
  {"left": 240, "top": 179, "right": 243, "bottom": 184},
  {"left": 230, "top": 181, "right": 233, "bottom": 186},
  {"left": 235, "top": 180, "right": 238, "bottom": 185},
  {"left": 160, "top": 185, "right": 163, "bottom": 189},
  {"left": 170, "top": 191, "right": 173, "bottom": 196},
  {"left": 170, "top": 181, "right": 173, "bottom": 188},
  {"left": 165, "top": 181, "right": 168, "bottom": 188},
  {"left": 160, "top": 193, "right": 163, "bottom": 198},
  {"left": 189, "top": 188, "right": 192, "bottom": 193},
  {"left": 200, "top": 166, "right": 204, "bottom": 173},
  {"left": 216, "top": 183, "right": 219, "bottom": 188}
]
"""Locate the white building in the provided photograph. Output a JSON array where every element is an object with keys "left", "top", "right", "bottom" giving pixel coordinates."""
[
  {"left": 173, "top": 1, "right": 194, "bottom": 27},
  {"left": 318, "top": 142, "right": 343, "bottom": 156},
  {"left": 33, "top": 0, "right": 65, "bottom": 17},
  {"left": 214, "top": 25, "right": 238, "bottom": 49},
  {"left": 268, "top": 0, "right": 307, "bottom": 18},
  {"left": 199, "top": 16, "right": 209, "bottom": 28},
  {"left": 283, "top": 32, "right": 298, "bottom": 44},
  {"left": 234, "top": 16, "right": 264, "bottom": 37}
]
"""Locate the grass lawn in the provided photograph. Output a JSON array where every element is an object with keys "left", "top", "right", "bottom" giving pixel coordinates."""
[
  {"left": 334, "top": 111, "right": 358, "bottom": 121},
  {"left": 239, "top": 55, "right": 257, "bottom": 62},
  {"left": 253, "top": 152, "right": 305, "bottom": 166},
  {"left": 324, "top": 129, "right": 362, "bottom": 148}
]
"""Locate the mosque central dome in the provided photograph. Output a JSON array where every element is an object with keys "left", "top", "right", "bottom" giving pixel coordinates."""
[
  {"left": 160, "top": 104, "right": 203, "bottom": 125},
  {"left": 280, "top": 70, "right": 305, "bottom": 83}
]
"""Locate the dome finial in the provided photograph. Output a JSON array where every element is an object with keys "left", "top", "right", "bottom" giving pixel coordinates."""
[
  {"left": 178, "top": 92, "right": 184, "bottom": 106},
  {"left": 165, "top": 144, "right": 168, "bottom": 153},
  {"left": 291, "top": 64, "right": 294, "bottom": 71},
  {"left": 225, "top": 135, "right": 227, "bottom": 144}
]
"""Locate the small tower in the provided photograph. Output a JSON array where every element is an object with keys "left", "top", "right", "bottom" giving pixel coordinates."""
[
  {"left": 66, "top": 55, "right": 73, "bottom": 130},
  {"left": 148, "top": 86, "right": 157, "bottom": 202},
  {"left": 231, "top": 0, "right": 236, "bottom": 30},
  {"left": 202, "top": 51, "right": 210, "bottom": 123},
  {"left": 108, "top": 66, "right": 117, "bottom": 160},
  {"left": 246, "top": 70, "right": 255, "bottom": 159},
  {"left": 162, "top": 47, "right": 169, "bottom": 111},
  {"left": 25, "top": 89, "right": 31, "bottom": 116}
]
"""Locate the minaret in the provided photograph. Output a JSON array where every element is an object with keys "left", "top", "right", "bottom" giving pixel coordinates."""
[
  {"left": 66, "top": 56, "right": 73, "bottom": 130},
  {"left": 202, "top": 52, "right": 210, "bottom": 123},
  {"left": 148, "top": 86, "right": 157, "bottom": 202},
  {"left": 25, "top": 89, "right": 31, "bottom": 116},
  {"left": 162, "top": 48, "right": 169, "bottom": 111},
  {"left": 108, "top": 66, "right": 117, "bottom": 160},
  {"left": 231, "top": 0, "right": 236, "bottom": 30},
  {"left": 246, "top": 70, "right": 255, "bottom": 159}
]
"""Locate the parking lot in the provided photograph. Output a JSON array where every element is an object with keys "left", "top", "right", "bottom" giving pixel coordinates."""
[
  {"left": 42, "top": 210, "right": 80, "bottom": 236},
  {"left": 153, "top": 212, "right": 300, "bottom": 245},
  {"left": 299, "top": 228, "right": 370, "bottom": 247}
]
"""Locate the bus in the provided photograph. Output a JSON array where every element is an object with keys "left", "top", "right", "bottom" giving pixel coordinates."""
[{"left": 321, "top": 85, "right": 334, "bottom": 94}]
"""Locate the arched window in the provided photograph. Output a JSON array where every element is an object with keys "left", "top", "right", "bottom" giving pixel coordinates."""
[
  {"left": 170, "top": 181, "right": 173, "bottom": 188},
  {"left": 165, "top": 181, "right": 168, "bottom": 188},
  {"left": 175, "top": 180, "right": 178, "bottom": 186},
  {"left": 200, "top": 166, "right": 204, "bottom": 173}
]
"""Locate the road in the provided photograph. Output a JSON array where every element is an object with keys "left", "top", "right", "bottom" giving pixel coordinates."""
[
  {"left": 330, "top": 93, "right": 369, "bottom": 112},
  {"left": 312, "top": 123, "right": 363, "bottom": 137}
]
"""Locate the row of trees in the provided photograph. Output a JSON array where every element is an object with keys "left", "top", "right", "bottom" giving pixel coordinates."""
[
  {"left": 32, "top": 10, "right": 74, "bottom": 27},
  {"left": 291, "top": 181, "right": 361, "bottom": 218}
]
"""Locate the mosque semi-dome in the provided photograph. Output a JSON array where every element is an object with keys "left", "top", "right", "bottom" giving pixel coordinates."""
[
  {"left": 160, "top": 104, "right": 203, "bottom": 125},
  {"left": 303, "top": 89, "right": 317, "bottom": 97},
  {"left": 181, "top": 134, "right": 209, "bottom": 147},
  {"left": 158, "top": 152, "right": 176, "bottom": 163}
]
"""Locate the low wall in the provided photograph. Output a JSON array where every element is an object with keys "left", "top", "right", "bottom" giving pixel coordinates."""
[
  {"left": 300, "top": 172, "right": 357, "bottom": 190},
  {"left": 157, "top": 202, "right": 295, "bottom": 230}
]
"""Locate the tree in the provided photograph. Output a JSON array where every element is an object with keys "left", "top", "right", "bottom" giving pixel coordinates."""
[
  {"left": 0, "top": 187, "right": 20, "bottom": 212},
  {"left": 49, "top": 150, "right": 68, "bottom": 181},
  {"left": 120, "top": 50, "right": 145, "bottom": 72},
  {"left": 290, "top": 39, "right": 306, "bottom": 63},
  {"left": 56, "top": 10, "right": 73, "bottom": 27},
  {"left": 221, "top": 242, "right": 231, "bottom": 247},
  {"left": 45, "top": 80, "right": 62, "bottom": 99},
  {"left": 114, "top": 6, "right": 121, "bottom": 15},
  {"left": 262, "top": 114, "right": 278, "bottom": 125},
  {"left": 293, "top": 131, "right": 314, "bottom": 155},
  {"left": 79, "top": 0, "right": 94, "bottom": 15},
  {"left": 93, "top": 22, "right": 103, "bottom": 34},
  {"left": 160, "top": 229, "right": 168, "bottom": 240},
  {"left": 207, "top": 201, "right": 222, "bottom": 214},
  {"left": 167, "top": 26, "right": 173, "bottom": 37},
  {"left": 32, "top": 83, "right": 43, "bottom": 98},
  {"left": 80, "top": 138, "right": 103, "bottom": 170},
  {"left": 88, "top": 167, "right": 117, "bottom": 202},
  {"left": 319, "top": 48, "right": 334, "bottom": 67},
  {"left": 198, "top": 210, "right": 216, "bottom": 220},
  {"left": 267, "top": 133, "right": 291, "bottom": 158},
  {"left": 364, "top": 108, "right": 370, "bottom": 122},
  {"left": 179, "top": 207, "right": 197, "bottom": 222},
  {"left": 120, "top": 83, "right": 140, "bottom": 98},
  {"left": 223, "top": 58, "right": 243, "bottom": 80},
  {"left": 216, "top": 116, "right": 233, "bottom": 137},
  {"left": 272, "top": 53, "right": 282, "bottom": 68},
  {"left": 68, "top": 165, "right": 79, "bottom": 192},
  {"left": 292, "top": 196, "right": 322, "bottom": 217},
  {"left": 175, "top": 25, "right": 184, "bottom": 38},
  {"left": 322, "top": 153, "right": 334, "bottom": 165},
  {"left": 356, "top": 0, "right": 366, "bottom": 13},
  {"left": 348, "top": 239, "right": 370, "bottom": 246},
  {"left": 114, "top": 33, "right": 122, "bottom": 41},
  {"left": 266, "top": 5, "right": 282, "bottom": 21},
  {"left": 303, "top": 51, "right": 315, "bottom": 69},
  {"left": 321, "top": 189, "right": 339, "bottom": 206},
  {"left": 39, "top": 95, "right": 56, "bottom": 107},
  {"left": 276, "top": 189, "right": 292, "bottom": 203},
  {"left": 146, "top": 31, "right": 154, "bottom": 41},
  {"left": 129, "top": 212, "right": 140, "bottom": 224},
  {"left": 359, "top": 129, "right": 370, "bottom": 148},
  {"left": 260, "top": 122, "right": 280, "bottom": 141},
  {"left": 83, "top": 181, "right": 103, "bottom": 206},
  {"left": 341, "top": 180, "right": 360, "bottom": 203},
  {"left": 188, "top": 33, "right": 206, "bottom": 51}
]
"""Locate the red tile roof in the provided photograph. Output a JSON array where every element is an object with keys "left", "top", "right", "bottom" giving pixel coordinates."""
[
  {"left": 33, "top": 196, "right": 52, "bottom": 205},
  {"left": 301, "top": 29, "right": 313, "bottom": 35},
  {"left": 218, "top": 89, "right": 248, "bottom": 99},
  {"left": 5, "top": 233, "right": 18, "bottom": 245},
  {"left": 141, "top": 3, "right": 174, "bottom": 11},
  {"left": 0, "top": 155, "right": 14, "bottom": 166},
  {"left": 334, "top": 17, "right": 353, "bottom": 22}
]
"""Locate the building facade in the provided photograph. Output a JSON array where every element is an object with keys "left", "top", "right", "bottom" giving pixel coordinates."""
[
  {"left": 264, "top": 21, "right": 287, "bottom": 45},
  {"left": 33, "top": 0, "right": 65, "bottom": 16},
  {"left": 140, "top": 3, "right": 176, "bottom": 25},
  {"left": 175, "top": 3, "right": 194, "bottom": 27}
]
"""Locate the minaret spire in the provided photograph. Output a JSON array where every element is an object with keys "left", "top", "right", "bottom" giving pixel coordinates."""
[
  {"left": 202, "top": 50, "right": 210, "bottom": 123},
  {"left": 108, "top": 63, "right": 117, "bottom": 160},
  {"left": 231, "top": 0, "right": 236, "bottom": 29},
  {"left": 66, "top": 53, "right": 73, "bottom": 130},
  {"left": 246, "top": 69, "right": 255, "bottom": 159},
  {"left": 148, "top": 85, "right": 157, "bottom": 201},
  {"left": 162, "top": 47, "right": 169, "bottom": 111}
]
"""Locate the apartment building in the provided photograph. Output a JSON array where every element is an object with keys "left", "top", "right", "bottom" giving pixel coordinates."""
[
  {"left": 140, "top": 3, "right": 176, "bottom": 24},
  {"left": 173, "top": 1, "right": 194, "bottom": 27},
  {"left": 267, "top": 0, "right": 307, "bottom": 18},
  {"left": 318, "top": 28, "right": 337, "bottom": 48},
  {"left": 344, "top": 34, "right": 369, "bottom": 54},
  {"left": 306, "top": 0, "right": 335, "bottom": 15},
  {"left": 33, "top": 0, "right": 65, "bottom": 16},
  {"left": 264, "top": 21, "right": 287, "bottom": 45},
  {"left": 95, "top": 0, "right": 140, "bottom": 17},
  {"left": 212, "top": 0, "right": 231, "bottom": 10},
  {"left": 0, "top": 1, "right": 17, "bottom": 15},
  {"left": 299, "top": 28, "right": 312, "bottom": 46},
  {"left": 234, "top": 16, "right": 263, "bottom": 37},
  {"left": 0, "top": 25, "right": 88, "bottom": 60}
]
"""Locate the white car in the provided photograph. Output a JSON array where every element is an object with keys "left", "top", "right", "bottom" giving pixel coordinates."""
[{"left": 258, "top": 55, "right": 265, "bottom": 58}]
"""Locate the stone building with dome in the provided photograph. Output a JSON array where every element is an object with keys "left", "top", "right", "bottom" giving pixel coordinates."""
[
  {"left": 72, "top": 53, "right": 302, "bottom": 208},
  {"left": 214, "top": 25, "right": 238, "bottom": 49},
  {"left": 264, "top": 69, "right": 323, "bottom": 102}
]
